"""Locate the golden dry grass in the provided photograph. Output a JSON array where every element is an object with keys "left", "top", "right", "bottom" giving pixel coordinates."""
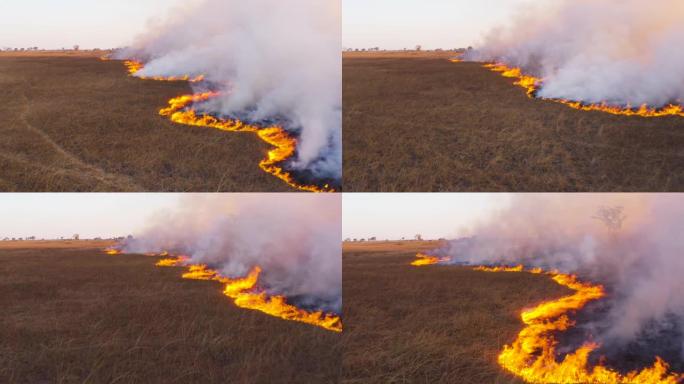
[
  {"left": 0, "top": 55, "right": 291, "bottom": 192},
  {"left": 343, "top": 56, "right": 684, "bottom": 191},
  {"left": 341, "top": 241, "right": 569, "bottom": 384},
  {"left": 0, "top": 247, "right": 340, "bottom": 383}
]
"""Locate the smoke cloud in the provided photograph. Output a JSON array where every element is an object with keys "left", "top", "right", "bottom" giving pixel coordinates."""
[
  {"left": 115, "top": 0, "right": 341, "bottom": 179},
  {"left": 122, "top": 194, "right": 341, "bottom": 313},
  {"left": 433, "top": 194, "right": 684, "bottom": 357},
  {"left": 465, "top": 0, "right": 684, "bottom": 107}
]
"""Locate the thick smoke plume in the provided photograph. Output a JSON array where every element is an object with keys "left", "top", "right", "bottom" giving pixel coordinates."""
[
  {"left": 465, "top": 0, "right": 684, "bottom": 107},
  {"left": 115, "top": 0, "right": 341, "bottom": 179},
  {"left": 123, "top": 194, "right": 341, "bottom": 313},
  {"left": 433, "top": 194, "right": 684, "bottom": 358}
]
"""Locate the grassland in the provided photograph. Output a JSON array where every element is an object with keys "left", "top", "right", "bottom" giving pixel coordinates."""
[
  {"left": 341, "top": 240, "right": 569, "bottom": 384},
  {"left": 0, "top": 243, "right": 340, "bottom": 383},
  {"left": 0, "top": 53, "right": 291, "bottom": 192},
  {"left": 343, "top": 51, "right": 684, "bottom": 191}
]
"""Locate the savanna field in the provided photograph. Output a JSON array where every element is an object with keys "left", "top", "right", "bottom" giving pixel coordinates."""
[
  {"left": 0, "top": 52, "right": 291, "bottom": 192},
  {"left": 341, "top": 240, "right": 568, "bottom": 384},
  {"left": 343, "top": 51, "right": 684, "bottom": 192},
  {"left": 0, "top": 241, "right": 340, "bottom": 384}
]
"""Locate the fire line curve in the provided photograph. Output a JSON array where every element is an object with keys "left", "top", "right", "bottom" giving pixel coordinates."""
[
  {"left": 105, "top": 249, "right": 342, "bottom": 333},
  {"left": 451, "top": 59, "right": 684, "bottom": 118},
  {"left": 122, "top": 60, "right": 334, "bottom": 193},
  {"left": 410, "top": 253, "right": 683, "bottom": 384}
]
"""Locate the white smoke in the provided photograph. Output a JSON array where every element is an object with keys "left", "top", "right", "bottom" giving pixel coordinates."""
[
  {"left": 434, "top": 194, "right": 684, "bottom": 355},
  {"left": 115, "top": 0, "right": 341, "bottom": 179},
  {"left": 465, "top": 0, "right": 684, "bottom": 107},
  {"left": 122, "top": 194, "right": 342, "bottom": 313}
]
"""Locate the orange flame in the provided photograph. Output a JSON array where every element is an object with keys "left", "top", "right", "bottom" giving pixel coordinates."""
[
  {"left": 124, "top": 60, "right": 204, "bottom": 83},
  {"left": 474, "top": 265, "right": 683, "bottom": 384},
  {"left": 157, "top": 257, "right": 342, "bottom": 333},
  {"left": 104, "top": 248, "right": 121, "bottom": 255},
  {"left": 479, "top": 62, "right": 684, "bottom": 118},
  {"left": 410, "top": 252, "right": 450, "bottom": 266},
  {"left": 122, "top": 60, "right": 333, "bottom": 192}
]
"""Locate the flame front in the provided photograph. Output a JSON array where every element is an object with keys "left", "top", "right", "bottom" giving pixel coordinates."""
[
  {"left": 104, "top": 248, "right": 121, "bottom": 255},
  {"left": 477, "top": 265, "right": 683, "bottom": 384},
  {"left": 157, "top": 257, "right": 342, "bottom": 333},
  {"left": 123, "top": 60, "right": 333, "bottom": 193},
  {"left": 478, "top": 62, "right": 684, "bottom": 118},
  {"left": 410, "top": 252, "right": 450, "bottom": 266},
  {"left": 410, "top": 254, "right": 682, "bottom": 383}
]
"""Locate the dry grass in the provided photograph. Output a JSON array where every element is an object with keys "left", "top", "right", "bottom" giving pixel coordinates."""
[
  {"left": 0, "top": 240, "right": 116, "bottom": 250},
  {"left": 343, "top": 55, "right": 684, "bottom": 191},
  {"left": 0, "top": 247, "right": 340, "bottom": 383},
  {"left": 0, "top": 55, "right": 291, "bottom": 192},
  {"left": 341, "top": 241, "right": 569, "bottom": 384}
]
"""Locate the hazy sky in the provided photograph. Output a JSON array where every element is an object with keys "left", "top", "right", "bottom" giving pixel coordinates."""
[
  {"left": 0, "top": 194, "right": 180, "bottom": 239},
  {"left": 0, "top": 0, "right": 185, "bottom": 49},
  {"left": 343, "top": 193, "right": 512, "bottom": 240},
  {"left": 343, "top": 0, "right": 532, "bottom": 49}
]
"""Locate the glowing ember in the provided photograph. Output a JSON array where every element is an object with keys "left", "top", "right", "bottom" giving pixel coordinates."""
[
  {"left": 478, "top": 62, "right": 684, "bottom": 118},
  {"left": 474, "top": 265, "right": 683, "bottom": 384},
  {"left": 157, "top": 257, "right": 342, "bottom": 333},
  {"left": 122, "top": 60, "right": 333, "bottom": 192}
]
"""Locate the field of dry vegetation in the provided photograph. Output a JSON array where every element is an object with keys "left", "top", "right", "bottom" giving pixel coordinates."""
[
  {"left": 0, "top": 53, "right": 290, "bottom": 192},
  {"left": 341, "top": 240, "right": 569, "bottom": 384},
  {"left": 0, "top": 243, "right": 340, "bottom": 383},
  {"left": 343, "top": 51, "right": 684, "bottom": 191}
]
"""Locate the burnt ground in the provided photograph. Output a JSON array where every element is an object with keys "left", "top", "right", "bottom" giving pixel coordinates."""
[
  {"left": 0, "top": 245, "right": 340, "bottom": 383},
  {"left": 343, "top": 52, "right": 684, "bottom": 192},
  {"left": 0, "top": 54, "right": 291, "bottom": 192},
  {"left": 341, "top": 241, "right": 569, "bottom": 384}
]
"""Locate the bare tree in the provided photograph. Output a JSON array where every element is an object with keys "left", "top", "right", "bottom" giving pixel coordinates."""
[
  {"left": 414, "top": 234, "right": 423, "bottom": 241},
  {"left": 73, "top": 45, "right": 79, "bottom": 51},
  {"left": 592, "top": 206, "right": 626, "bottom": 230},
  {"left": 415, "top": 45, "right": 422, "bottom": 51}
]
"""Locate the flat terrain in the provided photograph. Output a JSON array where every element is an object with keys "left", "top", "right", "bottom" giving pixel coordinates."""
[
  {"left": 341, "top": 241, "right": 568, "bottom": 384},
  {"left": 343, "top": 52, "right": 684, "bottom": 191},
  {"left": 0, "top": 54, "right": 290, "bottom": 191},
  {"left": 0, "top": 246, "right": 340, "bottom": 383}
]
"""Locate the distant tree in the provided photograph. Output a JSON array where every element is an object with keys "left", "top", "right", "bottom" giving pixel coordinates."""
[
  {"left": 415, "top": 45, "right": 422, "bottom": 51},
  {"left": 592, "top": 206, "right": 626, "bottom": 230},
  {"left": 414, "top": 234, "right": 423, "bottom": 241},
  {"left": 369, "top": 236, "right": 377, "bottom": 241},
  {"left": 73, "top": 45, "right": 79, "bottom": 51},
  {"left": 73, "top": 234, "right": 80, "bottom": 240}
]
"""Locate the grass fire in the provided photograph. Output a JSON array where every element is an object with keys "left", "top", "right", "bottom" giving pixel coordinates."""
[
  {"left": 121, "top": 60, "right": 334, "bottom": 192},
  {"left": 414, "top": 255, "right": 683, "bottom": 383},
  {"left": 342, "top": 193, "right": 684, "bottom": 383},
  {"left": 153, "top": 256, "right": 341, "bottom": 332},
  {"left": 0, "top": 193, "right": 341, "bottom": 383}
]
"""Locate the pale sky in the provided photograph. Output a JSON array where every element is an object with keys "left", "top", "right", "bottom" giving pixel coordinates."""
[
  {"left": 343, "top": 193, "right": 512, "bottom": 240},
  {"left": 343, "top": 0, "right": 533, "bottom": 50},
  {"left": 0, "top": 194, "right": 180, "bottom": 239},
  {"left": 0, "top": 0, "right": 185, "bottom": 49}
]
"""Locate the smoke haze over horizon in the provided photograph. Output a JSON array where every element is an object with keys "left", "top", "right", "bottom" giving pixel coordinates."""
[
  {"left": 122, "top": 194, "right": 342, "bottom": 313},
  {"left": 465, "top": 0, "right": 684, "bottom": 107},
  {"left": 116, "top": 0, "right": 342, "bottom": 180},
  {"left": 430, "top": 194, "right": 684, "bottom": 358}
]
